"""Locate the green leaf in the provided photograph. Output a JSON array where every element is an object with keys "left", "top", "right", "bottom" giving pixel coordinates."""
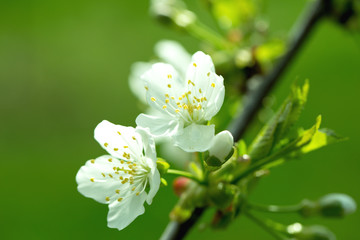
[
  {"left": 296, "top": 127, "right": 347, "bottom": 155},
  {"left": 248, "top": 81, "right": 309, "bottom": 162},
  {"left": 211, "top": 0, "right": 257, "bottom": 29},
  {"left": 262, "top": 116, "right": 346, "bottom": 169}
]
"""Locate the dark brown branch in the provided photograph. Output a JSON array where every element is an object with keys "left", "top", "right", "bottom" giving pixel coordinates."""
[
  {"left": 229, "top": 0, "right": 330, "bottom": 140},
  {"left": 160, "top": 0, "right": 331, "bottom": 239}
]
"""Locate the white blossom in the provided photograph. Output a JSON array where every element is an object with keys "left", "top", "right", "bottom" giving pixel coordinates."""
[
  {"left": 76, "top": 120, "right": 160, "bottom": 230},
  {"left": 136, "top": 51, "right": 225, "bottom": 152}
]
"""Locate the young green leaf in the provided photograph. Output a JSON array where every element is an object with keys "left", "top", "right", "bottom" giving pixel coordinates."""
[{"left": 248, "top": 81, "right": 309, "bottom": 162}]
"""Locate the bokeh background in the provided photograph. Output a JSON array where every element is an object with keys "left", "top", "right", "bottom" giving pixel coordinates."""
[{"left": 0, "top": 0, "right": 359, "bottom": 239}]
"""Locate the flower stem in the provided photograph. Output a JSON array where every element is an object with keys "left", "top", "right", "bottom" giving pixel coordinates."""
[
  {"left": 167, "top": 169, "right": 200, "bottom": 182},
  {"left": 186, "top": 21, "right": 233, "bottom": 50},
  {"left": 244, "top": 211, "right": 288, "bottom": 240},
  {"left": 248, "top": 202, "right": 302, "bottom": 213}
]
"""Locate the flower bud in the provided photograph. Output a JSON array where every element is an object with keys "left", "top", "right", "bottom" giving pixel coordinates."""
[
  {"left": 208, "top": 182, "right": 238, "bottom": 209},
  {"left": 318, "top": 193, "right": 357, "bottom": 218},
  {"left": 150, "top": 0, "right": 196, "bottom": 28},
  {"left": 173, "top": 177, "right": 190, "bottom": 197},
  {"left": 206, "top": 131, "right": 234, "bottom": 167},
  {"left": 291, "top": 224, "right": 336, "bottom": 240}
]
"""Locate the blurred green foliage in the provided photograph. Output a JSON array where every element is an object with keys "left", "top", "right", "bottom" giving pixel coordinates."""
[{"left": 0, "top": 0, "right": 359, "bottom": 239}]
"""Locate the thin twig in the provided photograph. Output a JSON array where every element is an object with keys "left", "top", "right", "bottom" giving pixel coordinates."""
[{"left": 160, "top": 0, "right": 330, "bottom": 239}]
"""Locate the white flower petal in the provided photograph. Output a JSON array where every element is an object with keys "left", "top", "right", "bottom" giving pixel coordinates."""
[
  {"left": 155, "top": 40, "right": 191, "bottom": 76},
  {"left": 146, "top": 162, "right": 160, "bottom": 204},
  {"left": 174, "top": 123, "right": 215, "bottom": 152},
  {"left": 107, "top": 191, "right": 148, "bottom": 230},
  {"left": 94, "top": 120, "right": 143, "bottom": 160},
  {"left": 136, "top": 113, "right": 183, "bottom": 138},
  {"left": 76, "top": 155, "right": 133, "bottom": 204},
  {"left": 143, "top": 63, "right": 186, "bottom": 115},
  {"left": 129, "top": 62, "right": 153, "bottom": 104},
  {"left": 185, "top": 51, "right": 225, "bottom": 120},
  {"left": 209, "top": 130, "right": 234, "bottom": 162}
]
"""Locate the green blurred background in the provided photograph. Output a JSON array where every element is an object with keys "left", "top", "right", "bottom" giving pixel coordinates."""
[{"left": 0, "top": 0, "right": 359, "bottom": 239}]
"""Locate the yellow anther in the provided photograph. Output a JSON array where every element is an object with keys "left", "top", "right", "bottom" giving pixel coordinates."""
[
  {"left": 113, "top": 166, "right": 116, "bottom": 170},
  {"left": 193, "top": 63, "right": 197, "bottom": 67},
  {"left": 165, "top": 99, "right": 169, "bottom": 104},
  {"left": 117, "top": 131, "right": 121, "bottom": 135},
  {"left": 120, "top": 160, "right": 124, "bottom": 164},
  {"left": 115, "top": 171, "right": 119, "bottom": 174},
  {"left": 115, "top": 189, "right": 120, "bottom": 194},
  {"left": 199, "top": 88, "right": 202, "bottom": 93},
  {"left": 105, "top": 196, "right": 110, "bottom": 201},
  {"left": 162, "top": 105, "right": 167, "bottom": 109},
  {"left": 211, "top": 83, "right": 215, "bottom": 87},
  {"left": 144, "top": 86, "right": 148, "bottom": 90},
  {"left": 109, "top": 174, "right": 113, "bottom": 178},
  {"left": 167, "top": 84, "right": 171, "bottom": 88},
  {"left": 90, "top": 178, "right": 95, "bottom": 182},
  {"left": 117, "top": 198, "right": 123, "bottom": 202},
  {"left": 167, "top": 74, "right": 172, "bottom": 79},
  {"left": 113, "top": 148, "right": 118, "bottom": 151},
  {"left": 132, "top": 136, "right": 136, "bottom": 140},
  {"left": 128, "top": 165, "right": 133, "bottom": 169},
  {"left": 188, "top": 91, "right": 191, "bottom": 94},
  {"left": 101, "top": 173, "right": 105, "bottom": 177},
  {"left": 133, "top": 163, "right": 136, "bottom": 166},
  {"left": 175, "top": 109, "right": 180, "bottom": 113},
  {"left": 178, "top": 97, "right": 182, "bottom": 100},
  {"left": 151, "top": 97, "right": 156, "bottom": 102},
  {"left": 182, "top": 94, "right": 185, "bottom": 98},
  {"left": 123, "top": 153, "right": 130, "bottom": 159},
  {"left": 104, "top": 143, "right": 108, "bottom": 147},
  {"left": 165, "top": 94, "right": 169, "bottom": 98},
  {"left": 120, "top": 176, "right": 123, "bottom": 180},
  {"left": 108, "top": 158, "right": 112, "bottom": 162},
  {"left": 188, "top": 80, "right": 195, "bottom": 86},
  {"left": 207, "top": 72, "right": 210, "bottom": 77},
  {"left": 204, "top": 97, "right": 208, "bottom": 101},
  {"left": 123, "top": 146, "right": 128, "bottom": 148},
  {"left": 136, "top": 192, "right": 140, "bottom": 196},
  {"left": 183, "top": 104, "right": 189, "bottom": 110},
  {"left": 171, "top": 96, "right": 175, "bottom": 100},
  {"left": 131, "top": 186, "right": 136, "bottom": 191},
  {"left": 90, "top": 159, "right": 95, "bottom": 164}
]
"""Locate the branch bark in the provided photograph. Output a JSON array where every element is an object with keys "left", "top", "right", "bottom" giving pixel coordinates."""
[{"left": 160, "top": 0, "right": 331, "bottom": 239}]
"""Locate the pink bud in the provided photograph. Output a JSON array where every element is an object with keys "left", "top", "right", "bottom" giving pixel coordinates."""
[{"left": 173, "top": 177, "right": 190, "bottom": 197}]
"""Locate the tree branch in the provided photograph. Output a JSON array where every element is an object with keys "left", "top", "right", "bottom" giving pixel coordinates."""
[
  {"left": 160, "top": 0, "right": 330, "bottom": 239},
  {"left": 229, "top": 0, "right": 330, "bottom": 140}
]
